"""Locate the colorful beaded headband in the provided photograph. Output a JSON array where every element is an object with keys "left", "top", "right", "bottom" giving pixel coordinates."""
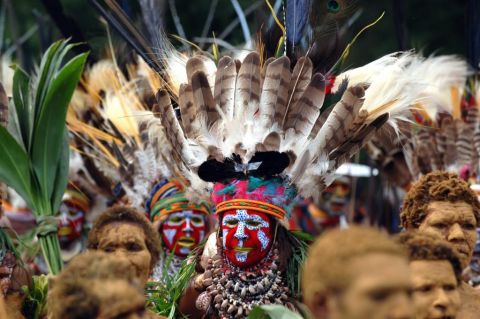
[
  {"left": 215, "top": 199, "right": 286, "bottom": 220},
  {"left": 64, "top": 188, "right": 91, "bottom": 213},
  {"left": 149, "top": 193, "right": 210, "bottom": 221}
]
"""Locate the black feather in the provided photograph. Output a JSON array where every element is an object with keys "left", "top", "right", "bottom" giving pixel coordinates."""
[
  {"left": 286, "top": 0, "right": 311, "bottom": 51},
  {"left": 197, "top": 152, "right": 291, "bottom": 182}
]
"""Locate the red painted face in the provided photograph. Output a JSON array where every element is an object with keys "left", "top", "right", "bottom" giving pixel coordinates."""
[
  {"left": 221, "top": 209, "right": 273, "bottom": 268},
  {"left": 161, "top": 210, "right": 207, "bottom": 257},
  {"left": 57, "top": 201, "right": 85, "bottom": 245}
]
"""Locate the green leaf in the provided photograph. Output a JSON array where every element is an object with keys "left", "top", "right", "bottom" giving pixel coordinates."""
[
  {"left": 31, "top": 52, "right": 88, "bottom": 201},
  {"left": 0, "top": 126, "right": 34, "bottom": 208},
  {"left": 50, "top": 131, "right": 70, "bottom": 213},
  {"left": 12, "top": 66, "right": 31, "bottom": 150},
  {"left": 247, "top": 305, "right": 304, "bottom": 319},
  {"left": 33, "top": 41, "right": 64, "bottom": 122}
]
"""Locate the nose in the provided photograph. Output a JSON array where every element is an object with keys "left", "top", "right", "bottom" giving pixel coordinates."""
[
  {"left": 234, "top": 222, "right": 248, "bottom": 240},
  {"left": 184, "top": 218, "right": 193, "bottom": 233},
  {"left": 447, "top": 223, "right": 466, "bottom": 242},
  {"left": 433, "top": 289, "right": 449, "bottom": 311}
]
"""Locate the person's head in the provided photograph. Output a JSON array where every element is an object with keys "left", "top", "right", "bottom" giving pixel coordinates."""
[
  {"left": 401, "top": 171, "right": 480, "bottom": 269},
  {"left": 219, "top": 209, "right": 275, "bottom": 268},
  {"left": 302, "top": 226, "right": 413, "bottom": 319},
  {"left": 147, "top": 179, "right": 210, "bottom": 257},
  {"left": 57, "top": 185, "right": 91, "bottom": 247},
  {"left": 398, "top": 231, "right": 462, "bottom": 319},
  {"left": 48, "top": 251, "right": 148, "bottom": 319},
  {"left": 87, "top": 206, "right": 161, "bottom": 284},
  {"left": 212, "top": 177, "right": 296, "bottom": 269}
]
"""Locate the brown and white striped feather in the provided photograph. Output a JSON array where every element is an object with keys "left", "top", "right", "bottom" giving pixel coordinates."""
[
  {"left": 263, "top": 131, "right": 281, "bottom": 152},
  {"left": 234, "top": 52, "right": 261, "bottom": 121},
  {"left": 186, "top": 55, "right": 216, "bottom": 91},
  {"left": 260, "top": 57, "right": 276, "bottom": 89},
  {"left": 308, "top": 104, "right": 333, "bottom": 140},
  {"left": 456, "top": 121, "right": 474, "bottom": 167},
  {"left": 416, "top": 129, "right": 439, "bottom": 171},
  {"left": 191, "top": 70, "right": 218, "bottom": 128},
  {"left": 257, "top": 56, "right": 291, "bottom": 132},
  {"left": 154, "top": 90, "right": 189, "bottom": 164},
  {"left": 284, "top": 73, "right": 326, "bottom": 140},
  {"left": 286, "top": 57, "right": 313, "bottom": 115},
  {"left": 329, "top": 113, "right": 389, "bottom": 167},
  {"left": 213, "top": 56, "right": 237, "bottom": 120},
  {"left": 178, "top": 83, "right": 197, "bottom": 139},
  {"left": 311, "top": 84, "right": 365, "bottom": 158},
  {"left": 442, "top": 119, "right": 457, "bottom": 168}
]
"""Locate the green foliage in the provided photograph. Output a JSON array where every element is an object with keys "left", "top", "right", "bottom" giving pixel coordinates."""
[
  {"left": 0, "top": 39, "right": 88, "bottom": 274},
  {"left": 247, "top": 305, "right": 304, "bottom": 319},
  {"left": 0, "top": 227, "right": 20, "bottom": 261},
  {"left": 21, "top": 275, "right": 49, "bottom": 319},
  {"left": 286, "top": 231, "right": 311, "bottom": 297},
  {"left": 146, "top": 253, "right": 197, "bottom": 319}
]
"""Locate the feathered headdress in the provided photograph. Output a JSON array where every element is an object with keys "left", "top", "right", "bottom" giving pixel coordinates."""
[
  {"left": 152, "top": 50, "right": 425, "bottom": 220},
  {"left": 366, "top": 54, "right": 470, "bottom": 187}
]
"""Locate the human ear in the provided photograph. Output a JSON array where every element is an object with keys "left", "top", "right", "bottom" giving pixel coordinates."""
[{"left": 309, "top": 292, "right": 329, "bottom": 319}]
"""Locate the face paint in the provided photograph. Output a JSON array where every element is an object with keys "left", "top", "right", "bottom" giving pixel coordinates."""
[
  {"left": 419, "top": 201, "right": 477, "bottom": 269},
  {"left": 57, "top": 201, "right": 85, "bottom": 245},
  {"left": 320, "top": 179, "right": 350, "bottom": 216},
  {"left": 221, "top": 209, "right": 273, "bottom": 268},
  {"left": 161, "top": 210, "right": 206, "bottom": 257},
  {"left": 410, "top": 260, "right": 460, "bottom": 319}
]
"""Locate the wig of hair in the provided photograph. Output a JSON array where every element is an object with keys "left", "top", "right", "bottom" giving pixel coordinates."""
[
  {"left": 86, "top": 206, "right": 161, "bottom": 269},
  {"left": 401, "top": 171, "right": 480, "bottom": 228},
  {"left": 397, "top": 231, "right": 463, "bottom": 282}
]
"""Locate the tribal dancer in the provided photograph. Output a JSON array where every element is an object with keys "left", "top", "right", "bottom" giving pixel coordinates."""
[{"left": 137, "top": 49, "right": 428, "bottom": 318}]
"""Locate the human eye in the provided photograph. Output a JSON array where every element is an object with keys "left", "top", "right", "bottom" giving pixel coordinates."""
[
  {"left": 126, "top": 242, "right": 142, "bottom": 252},
  {"left": 102, "top": 245, "right": 115, "bottom": 253},
  {"left": 368, "top": 289, "right": 390, "bottom": 302},
  {"left": 431, "top": 222, "right": 447, "bottom": 229},
  {"left": 223, "top": 219, "right": 238, "bottom": 227},
  {"left": 191, "top": 217, "right": 204, "bottom": 224},
  {"left": 169, "top": 216, "right": 183, "bottom": 223},
  {"left": 246, "top": 220, "right": 261, "bottom": 227},
  {"left": 462, "top": 222, "right": 475, "bottom": 230},
  {"left": 415, "top": 285, "right": 433, "bottom": 293},
  {"left": 444, "top": 284, "right": 456, "bottom": 291}
]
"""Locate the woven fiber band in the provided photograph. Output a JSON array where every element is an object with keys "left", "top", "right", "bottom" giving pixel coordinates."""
[
  {"left": 150, "top": 193, "right": 210, "bottom": 221},
  {"left": 215, "top": 199, "right": 285, "bottom": 220}
]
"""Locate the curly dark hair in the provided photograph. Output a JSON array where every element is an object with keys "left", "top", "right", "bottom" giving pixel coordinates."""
[
  {"left": 87, "top": 205, "right": 161, "bottom": 269},
  {"left": 397, "top": 231, "right": 463, "bottom": 282},
  {"left": 401, "top": 171, "right": 480, "bottom": 228}
]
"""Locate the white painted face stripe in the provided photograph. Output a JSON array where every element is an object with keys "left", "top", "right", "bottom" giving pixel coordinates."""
[
  {"left": 222, "top": 229, "right": 228, "bottom": 249},
  {"left": 222, "top": 209, "right": 271, "bottom": 263},
  {"left": 235, "top": 252, "right": 248, "bottom": 263},
  {"left": 164, "top": 229, "right": 177, "bottom": 245},
  {"left": 257, "top": 230, "right": 270, "bottom": 251},
  {"left": 179, "top": 247, "right": 190, "bottom": 255}
]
